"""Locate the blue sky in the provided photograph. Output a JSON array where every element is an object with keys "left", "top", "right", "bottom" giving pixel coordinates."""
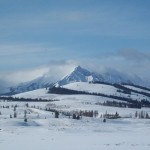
[{"left": 0, "top": 0, "right": 150, "bottom": 83}]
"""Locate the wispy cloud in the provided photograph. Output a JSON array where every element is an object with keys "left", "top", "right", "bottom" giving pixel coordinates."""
[
  {"left": 0, "top": 49, "right": 150, "bottom": 87},
  {"left": 0, "top": 60, "right": 77, "bottom": 85},
  {"left": 117, "top": 49, "right": 150, "bottom": 62},
  {"left": 0, "top": 44, "right": 61, "bottom": 56},
  {"left": 1, "top": 7, "right": 150, "bottom": 39},
  {"left": 77, "top": 49, "right": 150, "bottom": 80},
  {"left": 0, "top": 11, "right": 90, "bottom": 31}
]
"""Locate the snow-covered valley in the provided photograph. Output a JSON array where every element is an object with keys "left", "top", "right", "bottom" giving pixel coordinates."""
[
  {"left": 0, "top": 100, "right": 150, "bottom": 150},
  {"left": 1, "top": 81, "right": 150, "bottom": 150}
]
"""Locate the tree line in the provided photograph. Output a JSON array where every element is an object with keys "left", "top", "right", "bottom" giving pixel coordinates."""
[
  {"left": 0, "top": 96, "right": 58, "bottom": 102},
  {"left": 48, "top": 86, "right": 150, "bottom": 108},
  {"left": 96, "top": 100, "right": 142, "bottom": 109}
]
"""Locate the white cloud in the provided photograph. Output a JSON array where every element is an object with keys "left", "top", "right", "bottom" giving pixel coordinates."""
[
  {"left": 0, "top": 49, "right": 150, "bottom": 87},
  {"left": 76, "top": 49, "right": 150, "bottom": 81},
  {"left": 1, "top": 8, "right": 149, "bottom": 39},
  {"left": 0, "top": 44, "right": 61, "bottom": 56},
  {"left": 0, "top": 60, "right": 77, "bottom": 85},
  {"left": 117, "top": 49, "right": 150, "bottom": 62},
  {"left": 0, "top": 67, "right": 49, "bottom": 85}
]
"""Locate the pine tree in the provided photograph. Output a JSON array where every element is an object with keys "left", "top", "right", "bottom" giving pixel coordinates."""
[
  {"left": 26, "top": 103, "right": 29, "bottom": 107},
  {"left": 55, "top": 111, "right": 59, "bottom": 118},
  {"left": 115, "top": 112, "right": 119, "bottom": 118},
  {"left": 76, "top": 115, "right": 80, "bottom": 120},
  {"left": 135, "top": 111, "right": 138, "bottom": 118},
  {"left": 14, "top": 106, "right": 16, "bottom": 111},
  {"left": 146, "top": 113, "right": 149, "bottom": 119},
  {"left": 103, "top": 118, "right": 106, "bottom": 123},
  {"left": 24, "top": 110, "right": 27, "bottom": 122},
  {"left": 73, "top": 114, "right": 76, "bottom": 119},
  {"left": 14, "top": 112, "right": 17, "bottom": 118},
  {"left": 141, "top": 111, "right": 144, "bottom": 119}
]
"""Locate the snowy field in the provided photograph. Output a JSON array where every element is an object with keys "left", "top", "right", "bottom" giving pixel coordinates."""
[
  {"left": 1, "top": 116, "right": 150, "bottom": 150},
  {"left": 1, "top": 86, "right": 150, "bottom": 150},
  {"left": 0, "top": 99, "right": 150, "bottom": 150}
]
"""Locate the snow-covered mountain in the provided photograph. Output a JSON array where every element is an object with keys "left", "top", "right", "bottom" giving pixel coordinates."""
[
  {"left": 9, "top": 74, "right": 54, "bottom": 94},
  {"left": 8, "top": 66, "right": 149, "bottom": 94},
  {"left": 55, "top": 66, "right": 146, "bottom": 87},
  {"left": 55, "top": 66, "right": 103, "bottom": 87}
]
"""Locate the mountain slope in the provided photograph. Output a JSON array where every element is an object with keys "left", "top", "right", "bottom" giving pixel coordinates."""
[
  {"left": 12, "top": 82, "right": 150, "bottom": 105},
  {"left": 55, "top": 66, "right": 104, "bottom": 87},
  {"left": 62, "top": 82, "right": 150, "bottom": 102},
  {"left": 55, "top": 66, "right": 146, "bottom": 87},
  {"left": 9, "top": 74, "right": 54, "bottom": 94}
]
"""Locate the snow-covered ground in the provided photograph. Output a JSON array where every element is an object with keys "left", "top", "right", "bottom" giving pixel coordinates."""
[
  {"left": 1, "top": 85, "right": 150, "bottom": 150},
  {"left": 13, "top": 88, "right": 127, "bottom": 104},
  {"left": 0, "top": 101, "right": 150, "bottom": 150},
  {"left": 12, "top": 87, "right": 150, "bottom": 117}
]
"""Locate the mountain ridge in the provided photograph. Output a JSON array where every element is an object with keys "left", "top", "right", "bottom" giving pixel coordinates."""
[
  {"left": 7, "top": 66, "right": 150, "bottom": 94},
  {"left": 55, "top": 66, "right": 146, "bottom": 87}
]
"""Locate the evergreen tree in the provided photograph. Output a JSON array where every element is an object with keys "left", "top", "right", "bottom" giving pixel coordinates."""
[
  {"left": 115, "top": 112, "right": 119, "bottom": 118},
  {"left": 146, "top": 113, "right": 149, "bottom": 119},
  {"left": 55, "top": 111, "right": 59, "bottom": 118},
  {"left": 14, "top": 112, "right": 17, "bottom": 118},
  {"left": 76, "top": 115, "right": 80, "bottom": 120},
  {"left": 24, "top": 110, "right": 27, "bottom": 122},
  {"left": 103, "top": 118, "right": 106, "bottom": 123},
  {"left": 135, "top": 111, "right": 138, "bottom": 118},
  {"left": 14, "top": 106, "right": 16, "bottom": 111},
  {"left": 73, "top": 114, "right": 76, "bottom": 119}
]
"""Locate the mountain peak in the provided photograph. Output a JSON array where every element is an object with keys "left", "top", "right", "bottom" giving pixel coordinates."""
[
  {"left": 74, "top": 66, "right": 84, "bottom": 71},
  {"left": 55, "top": 66, "right": 99, "bottom": 87},
  {"left": 72, "top": 66, "right": 91, "bottom": 76}
]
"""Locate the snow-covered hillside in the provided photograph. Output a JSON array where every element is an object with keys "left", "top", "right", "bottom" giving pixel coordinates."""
[
  {"left": 124, "top": 85, "right": 150, "bottom": 94},
  {"left": 62, "top": 82, "right": 150, "bottom": 101},
  {"left": 63, "top": 82, "right": 118, "bottom": 95},
  {"left": 9, "top": 74, "right": 54, "bottom": 94},
  {"left": 13, "top": 88, "right": 126, "bottom": 106}
]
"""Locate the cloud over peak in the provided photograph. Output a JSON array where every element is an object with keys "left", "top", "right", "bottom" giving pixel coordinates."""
[{"left": 118, "top": 49, "right": 150, "bottom": 62}]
